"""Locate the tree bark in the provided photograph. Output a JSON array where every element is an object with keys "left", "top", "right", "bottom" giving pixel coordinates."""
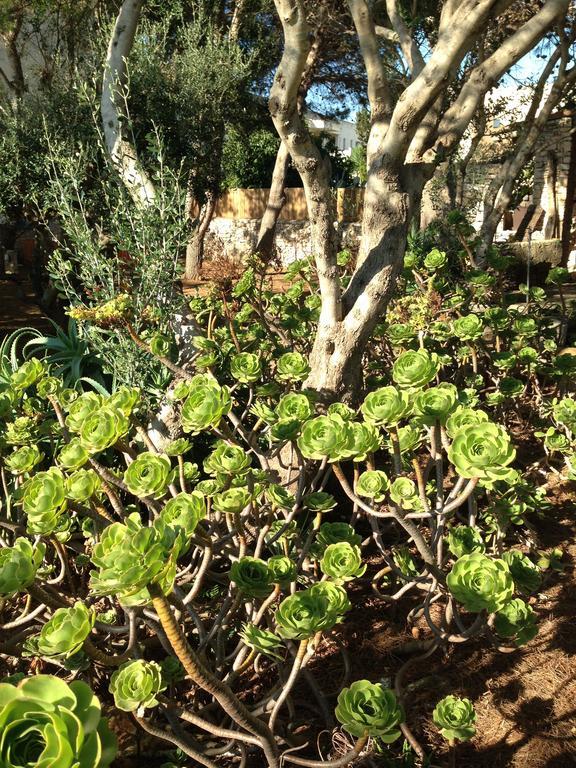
[
  {"left": 561, "top": 124, "right": 576, "bottom": 266},
  {"left": 0, "top": 14, "right": 26, "bottom": 107},
  {"left": 268, "top": 0, "right": 570, "bottom": 402},
  {"left": 256, "top": 141, "right": 290, "bottom": 260},
  {"left": 185, "top": 193, "right": 217, "bottom": 280},
  {"left": 269, "top": 0, "right": 341, "bottom": 334},
  {"left": 101, "top": 0, "right": 156, "bottom": 207},
  {"left": 256, "top": 19, "right": 324, "bottom": 262},
  {"left": 477, "top": 41, "right": 576, "bottom": 259}
]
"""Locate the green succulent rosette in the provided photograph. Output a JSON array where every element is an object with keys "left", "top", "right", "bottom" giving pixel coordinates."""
[
  {"left": 387, "top": 323, "right": 416, "bottom": 345},
  {"left": 4, "top": 445, "right": 43, "bottom": 474},
  {"left": 124, "top": 453, "right": 173, "bottom": 499},
  {"left": 343, "top": 421, "right": 381, "bottom": 461},
  {"left": 181, "top": 374, "right": 231, "bottom": 434},
  {"left": 230, "top": 352, "right": 262, "bottom": 383},
  {"left": 163, "top": 438, "right": 191, "bottom": 457},
  {"left": 327, "top": 402, "right": 355, "bottom": 421},
  {"left": 413, "top": 384, "right": 458, "bottom": 425},
  {"left": 447, "top": 526, "right": 485, "bottom": 558},
  {"left": 335, "top": 680, "right": 403, "bottom": 741},
  {"left": 356, "top": 470, "right": 389, "bottom": 502},
  {"left": 552, "top": 397, "right": 576, "bottom": 429},
  {"left": 320, "top": 542, "right": 366, "bottom": 583},
  {"left": 65, "top": 392, "right": 103, "bottom": 433},
  {"left": 432, "top": 695, "right": 476, "bottom": 742},
  {"left": 484, "top": 306, "right": 510, "bottom": 332},
  {"left": 107, "top": 386, "right": 141, "bottom": 416},
  {"left": 240, "top": 623, "right": 284, "bottom": 660},
  {"left": 429, "top": 320, "right": 452, "bottom": 340},
  {"left": 57, "top": 438, "right": 89, "bottom": 470},
  {"left": 0, "top": 388, "right": 14, "bottom": 418},
  {"left": 204, "top": 442, "right": 251, "bottom": 476},
  {"left": 393, "top": 423, "right": 424, "bottom": 454},
  {"left": 316, "top": 522, "right": 362, "bottom": 551},
  {"left": 21, "top": 468, "right": 67, "bottom": 535},
  {"left": 10, "top": 358, "right": 45, "bottom": 391},
  {"left": 0, "top": 537, "right": 45, "bottom": 597},
  {"left": 452, "top": 314, "right": 483, "bottom": 341},
  {"left": 304, "top": 492, "right": 337, "bottom": 512},
  {"left": 538, "top": 427, "right": 571, "bottom": 453},
  {"left": 361, "top": 385, "right": 411, "bottom": 426},
  {"left": 109, "top": 659, "right": 166, "bottom": 712},
  {"left": 501, "top": 550, "right": 541, "bottom": 594},
  {"left": 494, "top": 598, "right": 538, "bottom": 646},
  {"left": 447, "top": 553, "right": 514, "bottom": 613},
  {"left": 79, "top": 406, "right": 129, "bottom": 454},
  {"left": 37, "top": 602, "right": 94, "bottom": 660},
  {"left": 0, "top": 675, "right": 117, "bottom": 767},
  {"left": 308, "top": 582, "right": 351, "bottom": 616},
  {"left": 445, "top": 406, "right": 489, "bottom": 439},
  {"left": 448, "top": 422, "right": 515, "bottom": 482},
  {"left": 423, "top": 248, "right": 447, "bottom": 271},
  {"left": 90, "top": 513, "right": 181, "bottom": 606},
  {"left": 392, "top": 349, "right": 440, "bottom": 390},
  {"left": 265, "top": 484, "right": 295, "bottom": 510},
  {"left": 4, "top": 416, "right": 37, "bottom": 447},
  {"left": 149, "top": 332, "right": 175, "bottom": 359},
  {"left": 160, "top": 492, "right": 206, "bottom": 540},
  {"left": 270, "top": 419, "right": 301, "bottom": 441},
  {"left": 213, "top": 487, "right": 251, "bottom": 514},
  {"left": 546, "top": 266, "right": 570, "bottom": 285},
  {"left": 276, "top": 351, "right": 311, "bottom": 382},
  {"left": 513, "top": 316, "right": 538, "bottom": 338},
  {"left": 276, "top": 392, "right": 313, "bottom": 422},
  {"left": 230, "top": 557, "right": 272, "bottom": 597},
  {"left": 297, "top": 415, "right": 352, "bottom": 461},
  {"left": 497, "top": 377, "right": 524, "bottom": 399},
  {"left": 65, "top": 469, "right": 100, "bottom": 502},
  {"left": 267, "top": 555, "right": 297, "bottom": 585},
  {"left": 389, "top": 477, "right": 420, "bottom": 510},
  {"left": 275, "top": 587, "right": 339, "bottom": 639}
]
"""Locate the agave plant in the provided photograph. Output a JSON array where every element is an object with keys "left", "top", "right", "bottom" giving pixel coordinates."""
[{"left": 23, "top": 319, "right": 107, "bottom": 391}]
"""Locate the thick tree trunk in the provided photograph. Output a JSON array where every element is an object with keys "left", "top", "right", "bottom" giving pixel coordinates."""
[{"left": 101, "top": 0, "right": 156, "bottom": 206}]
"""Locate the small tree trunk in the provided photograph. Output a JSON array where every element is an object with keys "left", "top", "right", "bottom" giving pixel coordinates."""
[
  {"left": 256, "top": 141, "right": 290, "bottom": 261},
  {"left": 185, "top": 195, "right": 216, "bottom": 280}
]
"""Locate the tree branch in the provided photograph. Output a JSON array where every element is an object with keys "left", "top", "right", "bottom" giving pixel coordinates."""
[
  {"left": 269, "top": 0, "right": 341, "bottom": 326},
  {"left": 101, "top": 0, "right": 156, "bottom": 206},
  {"left": 434, "top": 0, "right": 570, "bottom": 159}
]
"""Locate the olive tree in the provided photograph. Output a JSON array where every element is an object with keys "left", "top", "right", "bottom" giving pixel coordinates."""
[{"left": 269, "top": 0, "right": 570, "bottom": 400}]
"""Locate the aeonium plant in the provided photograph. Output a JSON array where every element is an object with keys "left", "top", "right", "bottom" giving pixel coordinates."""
[{"left": 0, "top": 260, "right": 557, "bottom": 767}]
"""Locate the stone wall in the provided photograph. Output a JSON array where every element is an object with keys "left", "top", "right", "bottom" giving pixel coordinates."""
[{"left": 205, "top": 219, "right": 362, "bottom": 265}]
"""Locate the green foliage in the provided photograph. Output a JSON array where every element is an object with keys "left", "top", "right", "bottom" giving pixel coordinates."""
[
  {"left": 432, "top": 695, "right": 476, "bottom": 742},
  {"left": 494, "top": 598, "right": 538, "bottom": 646},
  {"left": 109, "top": 659, "right": 166, "bottom": 712},
  {"left": 447, "top": 554, "right": 514, "bottom": 613},
  {"left": 36, "top": 602, "right": 94, "bottom": 660},
  {"left": 335, "top": 681, "right": 403, "bottom": 741},
  {"left": 0, "top": 675, "right": 117, "bottom": 767},
  {"left": 0, "top": 538, "right": 45, "bottom": 596}
]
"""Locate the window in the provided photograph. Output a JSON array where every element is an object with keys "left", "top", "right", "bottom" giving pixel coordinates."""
[{"left": 342, "top": 138, "right": 347, "bottom": 149}]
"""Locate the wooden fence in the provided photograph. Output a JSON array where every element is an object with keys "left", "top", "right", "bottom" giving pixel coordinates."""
[{"left": 209, "top": 188, "right": 364, "bottom": 222}]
